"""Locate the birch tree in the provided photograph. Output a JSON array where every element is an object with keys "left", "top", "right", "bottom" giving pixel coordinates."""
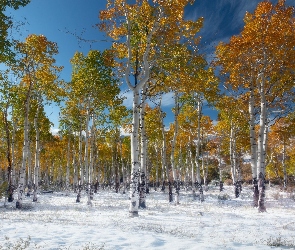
[
  {"left": 99, "top": 0, "right": 206, "bottom": 215},
  {"left": 10, "top": 34, "right": 63, "bottom": 208},
  {"left": 0, "top": 0, "right": 30, "bottom": 63},
  {"left": 66, "top": 49, "right": 122, "bottom": 203},
  {"left": 215, "top": 0, "right": 295, "bottom": 212}
]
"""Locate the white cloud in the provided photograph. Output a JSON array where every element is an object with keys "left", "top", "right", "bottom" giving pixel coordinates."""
[
  {"left": 50, "top": 127, "right": 59, "bottom": 135},
  {"left": 120, "top": 127, "right": 131, "bottom": 136},
  {"left": 161, "top": 92, "right": 175, "bottom": 107},
  {"left": 122, "top": 90, "right": 174, "bottom": 109},
  {"left": 122, "top": 90, "right": 133, "bottom": 109}
]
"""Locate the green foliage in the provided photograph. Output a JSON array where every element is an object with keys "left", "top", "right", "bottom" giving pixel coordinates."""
[
  {"left": 0, "top": 181, "right": 8, "bottom": 199},
  {"left": 0, "top": 0, "right": 30, "bottom": 63}
]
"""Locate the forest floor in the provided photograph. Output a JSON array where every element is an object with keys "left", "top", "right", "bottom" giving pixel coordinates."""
[{"left": 0, "top": 184, "right": 295, "bottom": 249}]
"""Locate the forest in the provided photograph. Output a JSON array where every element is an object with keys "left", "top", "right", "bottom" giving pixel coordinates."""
[{"left": 1, "top": 0, "right": 295, "bottom": 222}]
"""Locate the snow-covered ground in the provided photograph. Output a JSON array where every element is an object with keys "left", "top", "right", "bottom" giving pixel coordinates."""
[{"left": 1, "top": 185, "right": 295, "bottom": 250}]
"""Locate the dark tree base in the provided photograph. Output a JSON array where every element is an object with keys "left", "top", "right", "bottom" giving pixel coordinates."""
[
  {"left": 253, "top": 178, "right": 259, "bottom": 207},
  {"left": 129, "top": 211, "right": 139, "bottom": 217},
  {"left": 192, "top": 190, "right": 197, "bottom": 200},
  {"left": 139, "top": 201, "right": 146, "bottom": 209},
  {"left": 168, "top": 181, "right": 173, "bottom": 202},
  {"left": 16, "top": 201, "right": 22, "bottom": 209},
  {"left": 8, "top": 195, "right": 14, "bottom": 202},
  {"left": 76, "top": 194, "right": 81, "bottom": 203}
]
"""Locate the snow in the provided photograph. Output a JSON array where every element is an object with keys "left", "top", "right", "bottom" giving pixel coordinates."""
[{"left": 1, "top": 185, "right": 295, "bottom": 249}]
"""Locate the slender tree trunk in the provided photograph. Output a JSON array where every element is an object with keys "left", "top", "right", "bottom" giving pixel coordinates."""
[
  {"left": 257, "top": 72, "right": 267, "bottom": 212},
  {"left": 282, "top": 143, "right": 287, "bottom": 189},
  {"left": 160, "top": 106, "right": 167, "bottom": 192},
  {"left": 119, "top": 138, "right": 126, "bottom": 194},
  {"left": 84, "top": 103, "right": 90, "bottom": 197},
  {"left": 171, "top": 92, "right": 180, "bottom": 204},
  {"left": 87, "top": 117, "right": 95, "bottom": 205},
  {"left": 73, "top": 138, "right": 78, "bottom": 192},
  {"left": 17, "top": 80, "right": 32, "bottom": 209},
  {"left": 218, "top": 140, "right": 223, "bottom": 192},
  {"left": 76, "top": 124, "right": 83, "bottom": 203},
  {"left": 230, "top": 122, "right": 241, "bottom": 198},
  {"left": 195, "top": 97, "right": 204, "bottom": 202},
  {"left": 3, "top": 104, "right": 14, "bottom": 202},
  {"left": 33, "top": 114, "right": 40, "bottom": 202},
  {"left": 11, "top": 117, "right": 17, "bottom": 190},
  {"left": 139, "top": 90, "right": 147, "bottom": 208},
  {"left": 154, "top": 145, "right": 159, "bottom": 191},
  {"left": 189, "top": 143, "right": 197, "bottom": 198},
  {"left": 129, "top": 89, "right": 141, "bottom": 216},
  {"left": 27, "top": 138, "right": 32, "bottom": 195},
  {"left": 65, "top": 133, "right": 71, "bottom": 195},
  {"left": 114, "top": 131, "right": 120, "bottom": 194},
  {"left": 249, "top": 79, "right": 258, "bottom": 207}
]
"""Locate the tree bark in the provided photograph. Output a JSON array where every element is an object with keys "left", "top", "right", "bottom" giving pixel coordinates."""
[
  {"left": 282, "top": 143, "right": 287, "bottom": 189},
  {"left": 139, "top": 88, "right": 147, "bottom": 209},
  {"left": 3, "top": 104, "right": 14, "bottom": 202},
  {"left": 257, "top": 72, "right": 267, "bottom": 212},
  {"left": 129, "top": 89, "right": 141, "bottom": 216},
  {"left": 170, "top": 92, "right": 180, "bottom": 204},
  {"left": 195, "top": 96, "right": 204, "bottom": 202},
  {"left": 16, "top": 75, "right": 33, "bottom": 209},
  {"left": 249, "top": 79, "right": 258, "bottom": 207},
  {"left": 33, "top": 115, "right": 40, "bottom": 202}
]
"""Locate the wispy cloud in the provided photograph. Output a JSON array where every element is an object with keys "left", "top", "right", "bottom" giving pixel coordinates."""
[
  {"left": 122, "top": 90, "right": 133, "bottom": 109},
  {"left": 50, "top": 127, "right": 59, "bottom": 135},
  {"left": 161, "top": 92, "right": 174, "bottom": 107},
  {"left": 122, "top": 90, "right": 175, "bottom": 109},
  {"left": 186, "top": 0, "right": 279, "bottom": 49}
]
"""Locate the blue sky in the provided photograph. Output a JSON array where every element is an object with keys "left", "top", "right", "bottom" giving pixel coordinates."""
[{"left": 6, "top": 0, "right": 294, "bottom": 131}]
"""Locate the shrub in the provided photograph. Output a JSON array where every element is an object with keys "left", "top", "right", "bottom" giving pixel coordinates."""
[
  {"left": 266, "top": 235, "right": 295, "bottom": 247},
  {"left": 223, "top": 179, "right": 233, "bottom": 185},
  {"left": 0, "top": 181, "right": 8, "bottom": 199},
  {"left": 218, "top": 192, "right": 230, "bottom": 200}
]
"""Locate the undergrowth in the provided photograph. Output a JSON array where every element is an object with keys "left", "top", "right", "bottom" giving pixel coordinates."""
[{"left": 0, "top": 237, "right": 106, "bottom": 250}]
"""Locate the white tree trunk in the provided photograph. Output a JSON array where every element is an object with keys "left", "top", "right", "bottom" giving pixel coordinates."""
[
  {"left": 16, "top": 69, "right": 34, "bottom": 208},
  {"left": 194, "top": 97, "right": 204, "bottom": 202},
  {"left": 84, "top": 103, "right": 90, "bottom": 193},
  {"left": 16, "top": 94, "right": 31, "bottom": 209},
  {"left": 282, "top": 143, "right": 287, "bottom": 189},
  {"left": 249, "top": 79, "right": 258, "bottom": 207},
  {"left": 171, "top": 93, "right": 180, "bottom": 204},
  {"left": 139, "top": 88, "right": 147, "bottom": 208},
  {"left": 189, "top": 142, "right": 197, "bottom": 197},
  {"left": 79, "top": 120, "right": 84, "bottom": 185},
  {"left": 72, "top": 138, "right": 78, "bottom": 192},
  {"left": 154, "top": 145, "right": 159, "bottom": 190},
  {"left": 87, "top": 117, "right": 95, "bottom": 205},
  {"left": 257, "top": 72, "right": 267, "bottom": 212},
  {"left": 11, "top": 119, "right": 17, "bottom": 188},
  {"left": 218, "top": 138, "right": 224, "bottom": 192},
  {"left": 27, "top": 138, "right": 32, "bottom": 193},
  {"left": 65, "top": 133, "right": 71, "bottom": 195},
  {"left": 76, "top": 124, "right": 83, "bottom": 203},
  {"left": 230, "top": 121, "right": 236, "bottom": 185},
  {"left": 33, "top": 115, "right": 40, "bottom": 202},
  {"left": 159, "top": 104, "right": 167, "bottom": 192},
  {"left": 129, "top": 89, "right": 141, "bottom": 215}
]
